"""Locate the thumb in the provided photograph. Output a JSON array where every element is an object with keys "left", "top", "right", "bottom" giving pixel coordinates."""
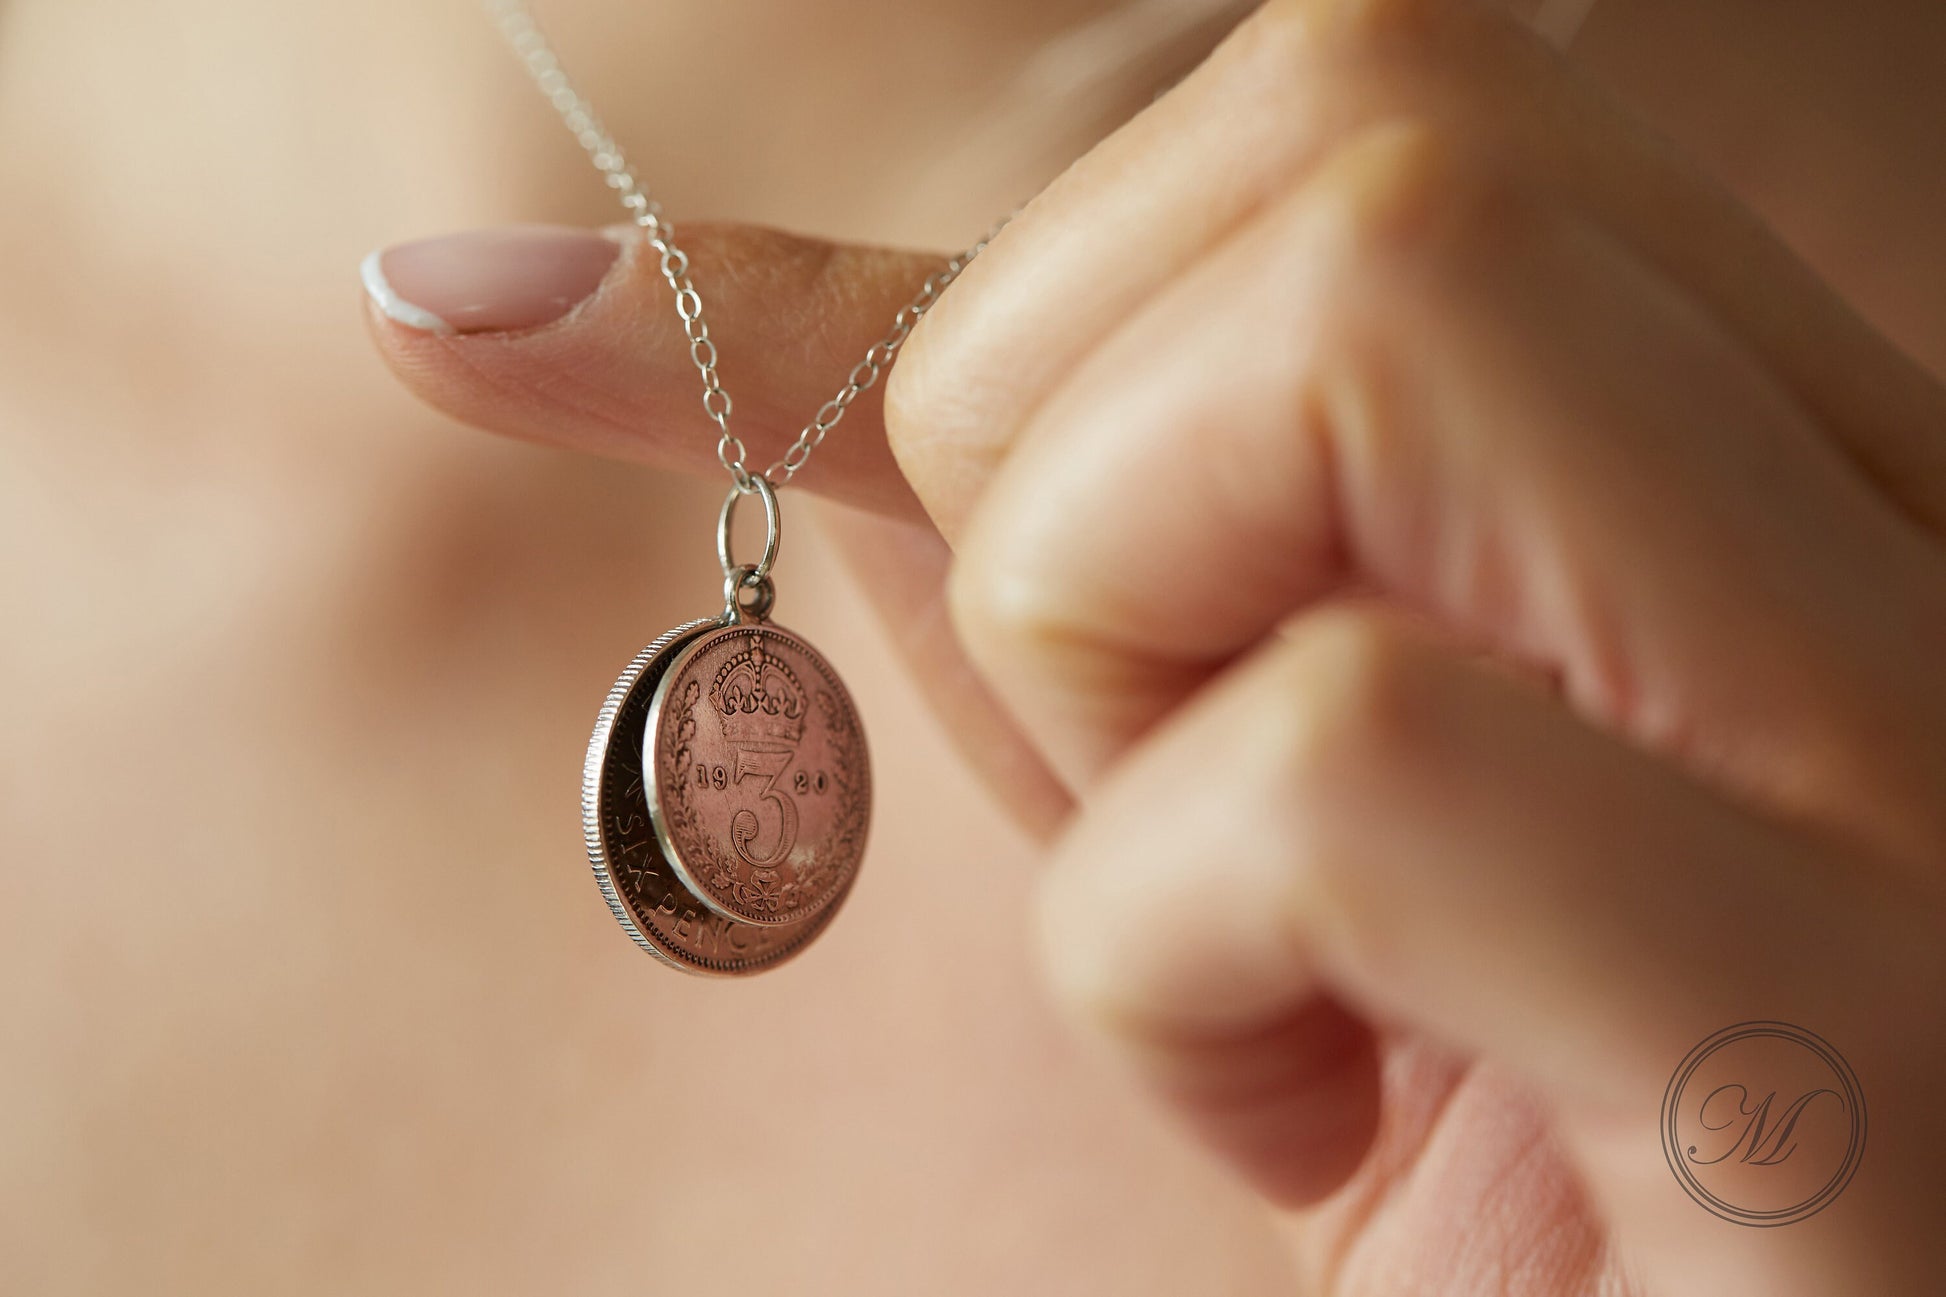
[{"left": 362, "top": 222, "right": 947, "bottom": 521}]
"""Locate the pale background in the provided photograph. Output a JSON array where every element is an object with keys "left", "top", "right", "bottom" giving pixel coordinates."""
[{"left": 2, "top": 1, "right": 1942, "bottom": 1292}]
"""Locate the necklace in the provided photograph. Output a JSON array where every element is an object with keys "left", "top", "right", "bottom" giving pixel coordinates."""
[{"left": 489, "top": 0, "right": 1002, "bottom": 974}]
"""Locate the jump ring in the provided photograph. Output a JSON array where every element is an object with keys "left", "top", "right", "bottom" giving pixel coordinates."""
[{"left": 721, "top": 563, "right": 776, "bottom": 622}]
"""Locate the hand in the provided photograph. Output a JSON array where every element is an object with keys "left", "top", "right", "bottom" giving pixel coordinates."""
[{"left": 367, "top": 1, "right": 1946, "bottom": 1291}]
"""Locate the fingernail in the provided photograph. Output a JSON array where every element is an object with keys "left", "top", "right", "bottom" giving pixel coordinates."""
[{"left": 361, "top": 225, "right": 623, "bottom": 335}]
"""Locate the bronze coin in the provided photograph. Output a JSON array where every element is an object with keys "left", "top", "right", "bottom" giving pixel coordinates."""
[
  {"left": 644, "top": 620, "right": 870, "bottom": 927},
  {"left": 582, "top": 620, "right": 838, "bottom": 975}
]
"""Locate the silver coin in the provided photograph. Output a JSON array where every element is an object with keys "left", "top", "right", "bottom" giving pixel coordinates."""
[{"left": 582, "top": 619, "right": 839, "bottom": 975}]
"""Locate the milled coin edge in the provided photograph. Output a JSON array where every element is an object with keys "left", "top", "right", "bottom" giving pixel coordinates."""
[{"left": 580, "top": 618, "right": 719, "bottom": 972}]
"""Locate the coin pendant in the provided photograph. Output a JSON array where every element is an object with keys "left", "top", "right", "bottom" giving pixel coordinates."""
[
  {"left": 644, "top": 618, "right": 871, "bottom": 928},
  {"left": 582, "top": 620, "right": 841, "bottom": 975}
]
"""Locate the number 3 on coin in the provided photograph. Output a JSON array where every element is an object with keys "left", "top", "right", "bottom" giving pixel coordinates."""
[{"left": 729, "top": 747, "right": 798, "bottom": 867}]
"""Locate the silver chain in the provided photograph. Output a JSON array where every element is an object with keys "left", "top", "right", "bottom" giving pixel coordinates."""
[{"left": 488, "top": 0, "right": 1006, "bottom": 492}]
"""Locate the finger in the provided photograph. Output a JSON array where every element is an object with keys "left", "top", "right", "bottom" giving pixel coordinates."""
[
  {"left": 949, "top": 121, "right": 1946, "bottom": 865},
  {"left": 888, "top": 0, "right": 1946, "bottom": 540},
  {"left": 365, "top": 222, "right": 947, "bottom": 520},
  {"left": 809, "top": 502, "right": 1073, "bottom": 838},
  {"left": 1038, "top": 603, "right": 1944, "bottom": 1291}
]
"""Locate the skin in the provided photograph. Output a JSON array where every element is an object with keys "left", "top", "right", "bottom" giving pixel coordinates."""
[{"left": 4, "top": 0, "right": 1944, "bottom": 1293}]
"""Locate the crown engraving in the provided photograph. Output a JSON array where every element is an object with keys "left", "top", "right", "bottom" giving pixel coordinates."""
[{"left": 709, "top": 634, "right": 806, "bottom": 748}]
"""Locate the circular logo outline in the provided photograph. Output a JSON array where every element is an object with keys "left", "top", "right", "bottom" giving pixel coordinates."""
[{"left": 1661, "top": 1020, "right": 1866, "bottom": 1227}]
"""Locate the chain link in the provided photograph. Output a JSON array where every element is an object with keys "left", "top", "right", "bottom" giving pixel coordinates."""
[{"left": 488, "top": 0, "right": 1007, "bottom": 492}]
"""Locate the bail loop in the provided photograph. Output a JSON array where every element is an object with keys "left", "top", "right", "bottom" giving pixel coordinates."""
[{"left": 717, "top": 473, "right": 780, "bottom": 583}]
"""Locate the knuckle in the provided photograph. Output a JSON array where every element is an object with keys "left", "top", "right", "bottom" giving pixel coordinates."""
[
  {"left": 946, "top": 524, "right": 1142, "bottom": 705},
  {"left": 944, "top": 534, "right": 1060, "bottom": 664},
  {"left": 1257, "top": 0, "right": 1450, "bottom": 65},
  {"left": 883, "top": 305, "right": 990, "bottom": 486},
  {"left": 1262, "top": 607, "right": 1444, "bottom": 795},
  {"left": 1205, "top": 608, "right": 1454, "bottom": 949},
  {"left": 1310, "top": 119, "right": 1520, "bottom": 282},
  {"left": 880, "top": 332, "right": 931, "bottom": 462},
  {"left": 1283, "top": 119, "right": 1543, "bottom": 371}
]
